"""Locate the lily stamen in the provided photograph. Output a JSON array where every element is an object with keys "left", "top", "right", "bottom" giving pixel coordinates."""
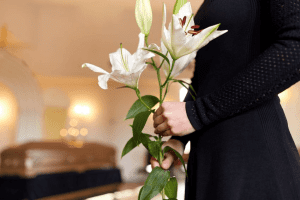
[
  {"left": 182, "top": 16, "right": 186, "bottom": 26},
  {"left": 179, "top": 16, "right": 187, "bottom": 28},
  {"left": 191, "top": 25, "right": 200, "bottom": 29},
  {"left": 120, "top": 43, "right": 130, "bottom": 72}
]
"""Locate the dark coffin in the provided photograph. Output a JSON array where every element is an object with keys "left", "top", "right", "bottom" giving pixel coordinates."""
[{"left": 0, "top": 141, "right": 122, "bottom": 200}]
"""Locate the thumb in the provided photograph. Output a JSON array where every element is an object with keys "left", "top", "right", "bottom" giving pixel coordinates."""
[{"left": 161, "top": 152, "right": 175, "bottom": 170}]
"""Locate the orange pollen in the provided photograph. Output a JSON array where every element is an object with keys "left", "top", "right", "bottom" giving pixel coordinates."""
[{"left": 191, "top": 25, "right": 200, "bottom": 29}]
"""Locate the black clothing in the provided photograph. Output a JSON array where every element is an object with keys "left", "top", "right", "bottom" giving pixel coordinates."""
[{"left": 171, "top": 0, "right": 300, "bottom": 199}]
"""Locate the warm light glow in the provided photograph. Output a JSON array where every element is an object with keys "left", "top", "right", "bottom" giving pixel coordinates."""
[
  {"left": 0, "top": 105, "right": 3, "bottom": 116},
  {"left": 114, "top": 189, "right": 134, "bottom": 199},
  {"left": 74, "top": 105, "right": 90, "bottom": 115},
  {"left": 86, "top": 193, "right": 114, "bottom": 200},
  {"left": 180, "top": 87, "right": 188, "bottom": 102},
  {"left": 184, "top": 141, "right": 191, "bottom": 154},
  {"left": 69, "top": 118, "right": 78, "bottom": 127},
  {"left": 68, "top": 94, "right": 101, "bottom": 123},
  {"left": 68, "top": 127, "right": 79, "bottom": 136},
  {"left": 60, "top": 129, "right": 68, "bottom": 137},
  {"left": 146, "top": 164, "right": 152, "bottom": 173},
  {"left": 80, "top": 128, "right": 88, "bottom": 136},
  {"left": 0, "top": 98, "right": 15, "bottom": 123}
]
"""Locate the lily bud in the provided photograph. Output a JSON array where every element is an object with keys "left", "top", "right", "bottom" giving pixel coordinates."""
[
  {"left": 135, "top": 0, "right": 153, "bottom": 36},
  {"left": 173, "top": 0, "right": 187, "bottom": 14}
]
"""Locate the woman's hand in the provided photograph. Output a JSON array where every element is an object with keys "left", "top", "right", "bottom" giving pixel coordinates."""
[
  {"left": 153, "top": 102, "right": 196, "bottom": 137},
  {"left": 150, "top": 139, "right": 184, "bottom": 170}
]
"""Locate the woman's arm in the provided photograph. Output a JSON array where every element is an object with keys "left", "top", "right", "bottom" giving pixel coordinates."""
[{"left": 183, "top": 0, "right": 300, "bottom": 131}]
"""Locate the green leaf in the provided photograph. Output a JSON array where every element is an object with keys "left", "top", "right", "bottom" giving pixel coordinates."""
[
  {"left": 139, "top": 167, "right": 170, "bottom": 200},
  {"left": 173, "top": 0, "right": 187, "bottom": 14},
  {"left": 165, "top": 177, "right": 178, "bottom": 199},
  {"left": 121, "top": 137, "right": 141, "bottom": 158},
  {"left": 138, "top": 186, "right": 152, "bottom": 200},
  {"left": 132, "top": 111, "right": 152, "bottom": 140},
  {"left": 138, "top": 186, "right": 144, "bottom": 200},
  {"left": 148, "top": 141, "right": 161, "bottom": 161},
  {"left": 163, "top": 146, "right": 188, "bottom": 177},
  {"left": 142, "top": 48, "right": 170, "bottom": 67},
  {"left": 126, "top": 95, "right": 159, "bottom": 120},
  {"left": 139, "top": 133, "right": 152, "bottom": 150},
  {"left": 173, "top": 79, "right": 196, "bottom": 101}
]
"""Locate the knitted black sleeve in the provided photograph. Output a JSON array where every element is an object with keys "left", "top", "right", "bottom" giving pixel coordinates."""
[
  {"left": 172, "top": 0, "right": 300, "bottom": 147},
  {"left": 188, "top": 0, "right": 300, "bottom": 130}
]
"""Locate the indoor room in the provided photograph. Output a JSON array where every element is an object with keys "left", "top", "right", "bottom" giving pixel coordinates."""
[{"left": 0, "top": 0, "right": 299, "bottom": 199}]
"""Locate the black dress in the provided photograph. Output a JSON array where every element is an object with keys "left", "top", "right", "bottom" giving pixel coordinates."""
[{"left": 171, "top": 0, "right": 300, "bottom": 199}]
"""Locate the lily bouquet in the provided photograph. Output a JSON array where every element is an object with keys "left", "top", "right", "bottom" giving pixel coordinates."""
[{"left": 82, "top": 0, "right": 227, "bottom": 199}]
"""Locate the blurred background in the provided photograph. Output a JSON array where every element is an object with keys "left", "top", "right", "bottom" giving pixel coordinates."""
[{"left": 0, "top": 0, "right": 299, "bottom": 199}]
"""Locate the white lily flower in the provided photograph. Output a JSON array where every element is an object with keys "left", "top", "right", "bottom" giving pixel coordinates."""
[
  {"left": 82, "top": 33, "right": 159, "bottom": 89},
  {"left": 162, "top": 2, "right": 228, "bottom": 60},
  {"left": 160, "top": 40, "right": 196, "bottom": 79}
]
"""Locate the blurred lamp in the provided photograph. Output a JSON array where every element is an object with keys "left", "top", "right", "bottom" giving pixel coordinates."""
[
  {"left": 0, "top": 104, "right": 3, "bottom": 116},
  {"left": 74, "top": 105, "right": 90, "bottom": 115}
]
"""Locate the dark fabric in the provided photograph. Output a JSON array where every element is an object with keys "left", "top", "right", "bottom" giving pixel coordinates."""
[
  {"left": 171, "top": 0, "right": 300, "bottom": 199},
  {"left": 0, "top": 169, "right": 122, "bottom": 200},
  {"left": 0, "top": 176, "right": 26, "bottom": 200},
  {"left": 78, "top": 169, "right": 122, "bottom": 190}
]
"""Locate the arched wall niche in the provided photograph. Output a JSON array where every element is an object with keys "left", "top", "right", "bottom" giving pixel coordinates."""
[{"left": 0, "top": 49, "right": 44, "bottom": 144}]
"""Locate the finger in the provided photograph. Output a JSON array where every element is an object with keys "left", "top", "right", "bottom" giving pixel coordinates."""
[
  {"left": 153, "top": 114, "right": 165, "bottom": 128},
  {"left": 153, "top": 106, "right": 164, "bottom": 121},
  {"left": 154, "top": 120, "right": 170, "bottom": 135},
  {"left": 150, "top": 157, "right": 160, "bottom": 169},
  {"left": 161, "top": 152, "right": 175, "bottom": 170},
  {"left": 159, "top": 129, "right": 174, "bottom": 137}
]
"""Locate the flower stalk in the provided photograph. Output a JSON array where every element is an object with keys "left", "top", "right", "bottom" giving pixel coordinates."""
[{"left": 82, "top": 1, "right": 227, "bottom": 199}]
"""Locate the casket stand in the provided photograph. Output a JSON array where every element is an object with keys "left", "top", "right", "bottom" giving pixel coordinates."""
[{"left": 0, "top": 141, "right": 122, "bottom": 200}]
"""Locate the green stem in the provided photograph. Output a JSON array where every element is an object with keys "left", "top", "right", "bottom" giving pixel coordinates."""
[
  {"left": 157, "top": 70, "right": 163, "bottom": 105},
  {"left": 162, "top": 82, "right": 170, "bottom": 102},
  {"left": 158, "top": 51, "right": 169, "bottom": 69},
  {"left": 135, "top": 89, "right": 155, "bottom": 113},
  {"left": 162, "top": 59, "right": 176, "bottom": 88},
  {"left": 159, "top": 151, "right": 166, "bottom": 199},
  {"left": 145, "top": 35, "right": 158, "bottom": 71},
  {"left": 145, "top": 35, "right": 168, "bottom": 200}
]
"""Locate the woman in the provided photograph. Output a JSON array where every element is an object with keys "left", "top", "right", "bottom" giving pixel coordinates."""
[{"left": 151, "top": 0, "right": 300, "bottom": 199}]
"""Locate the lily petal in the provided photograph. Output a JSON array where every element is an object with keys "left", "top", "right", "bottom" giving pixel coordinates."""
[
  {"left": 171, "top": 14, "right": 188, "bottom": 59},
  {"left": 175, "top": 2, "right": 194, "bottom": 32},
  {"left": 160, "top": 40, "right": 173, "bottom": 77},
  {"left": 162, "top": 26, "right": 173, "bottom": 56},
  {"left": 109, "top": 48, "right": 133, "bottom": 72},
  {"left": 171, "top": 50, "right": 196, "bottom": 78},
  {"left": 137, "top": 33, "right": 146, "bottom": 50},
  {"left": 147, "top": 43, "right": 160, "bottom": 51},
  {"left": 98, "top": 73, "right": 111, "bottom": 89},
  {"left": 161, "top": 40, "right": 196, "bottom": 78},
  {"left": 178, "top": 24, "right": 228, "bottom": 57},
  {"left": 162, "top": 4, "right": 173, "bottom": 57},
  {"left": 175, "top": 2, "right": 192, "bottom": 21},
  {"left": 83, "top": 63, "right": 109, "bottom": 74}
]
